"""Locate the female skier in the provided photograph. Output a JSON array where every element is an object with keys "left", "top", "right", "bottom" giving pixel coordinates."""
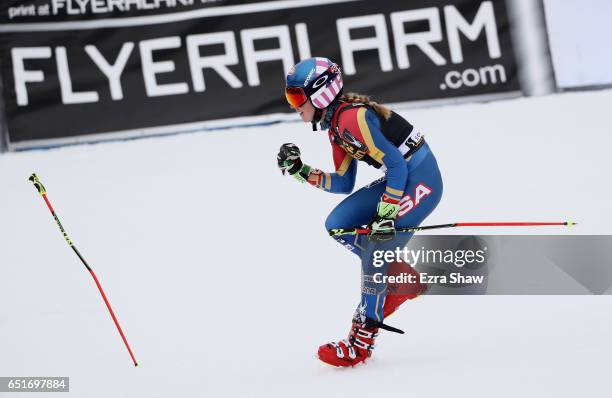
[{"left": 277, "top": 57, "right": 443, "bottom": 367}]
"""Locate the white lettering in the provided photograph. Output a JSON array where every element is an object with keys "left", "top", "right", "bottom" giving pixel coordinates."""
[
  {"left": 336, "top": 14, "right": 393, "bottom": 75},
  {"left": 462, "top": 68, "right": 480, "bottom": 87},
  {"left": 56, "top": 46, "right": 99, "bottom": 104},
  {"left": 294, "top": 23, "right": 312, "bottom": 61},
  {"left": 240, "top": 25, "right": 294, "bottom": 87},
  {"left": 445, "top": 70, "right": 462, "bottom": 89},
  {"left": 85, "top": 42, "right": 133, "bottom": 101},
  {"left": 51, "top": 0, "right": 65, "bottom": 15},
  {"left": 479, "top": 64, "right": 506, "bottom": 84},
  {"left": 139, "top": 36, "right": 189, "bottom": 97},
  {"left": 11, "top": 47, "right": 52, "bottom": 106},
  {"left": 444, "top": 1, "right": 501, "bottom": 64},
  {"left": 186, "top": 32, "right": 243, "bottom": 92},
  {"left": 391, "top": 8, "right": 446, "bottom": 68},
  {"left": 414, "top": 184, "right": 432, "bottom": 205}
]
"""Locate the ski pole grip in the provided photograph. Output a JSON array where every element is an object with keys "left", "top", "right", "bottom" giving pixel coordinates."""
[{"left": 29, "top": 173, "right": 47, "bottom": 195}]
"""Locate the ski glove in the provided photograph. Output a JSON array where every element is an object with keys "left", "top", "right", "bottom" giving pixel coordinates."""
[
  {"left": 277, "top": 143, "right": 312, "bottom": 183},
  {"left": 369, "top": 199, "right": 400, "bottom": 240}
]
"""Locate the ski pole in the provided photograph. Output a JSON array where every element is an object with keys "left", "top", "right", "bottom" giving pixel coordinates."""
[
  {"left": 328, "top": 221, "right": 576, "bottom": 237},
  {"left": 28, "top": 173, "right": 138, "bottom": 367}
]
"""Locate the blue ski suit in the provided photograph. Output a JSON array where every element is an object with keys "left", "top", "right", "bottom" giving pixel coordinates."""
[{"left": 305, "top": 103, "right": 443, "bottom": 322}]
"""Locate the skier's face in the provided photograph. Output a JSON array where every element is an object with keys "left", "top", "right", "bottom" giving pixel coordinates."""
[{"left": 294, "top": 100, "right": 316, "bottom": 123}]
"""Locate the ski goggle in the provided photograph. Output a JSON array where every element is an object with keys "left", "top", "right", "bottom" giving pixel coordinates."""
[{"left": 285, "top": 86, "right": 308, "bottom": 108}]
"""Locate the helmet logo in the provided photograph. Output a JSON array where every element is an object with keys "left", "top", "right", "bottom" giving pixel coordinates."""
[
  {"left": 304, "top": 68, "right": 315, "bottom": 86},
  {"left": 312, "top": 75, "right": 329, "bottom": 89}
]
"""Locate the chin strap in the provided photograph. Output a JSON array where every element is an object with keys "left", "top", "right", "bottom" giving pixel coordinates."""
[{"left": 311, "top": 108, "right": 323, "bottom": 131}]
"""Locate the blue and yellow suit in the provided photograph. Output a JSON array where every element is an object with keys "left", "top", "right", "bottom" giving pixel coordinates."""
[{"left": 306, "top": 103, "right": 443, "bottom": 323}]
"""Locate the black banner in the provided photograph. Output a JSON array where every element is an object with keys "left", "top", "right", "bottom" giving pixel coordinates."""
[
  {"left": 0, "top": 0, "right": 269, "bottom": 23},
  {"left": 0, "top": 0, "right": 519, "bottom": 146}
]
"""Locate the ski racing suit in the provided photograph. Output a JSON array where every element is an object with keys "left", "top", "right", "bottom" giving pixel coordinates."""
[{"left": 307, "top": 102, "right": 443, "bottom": 323}]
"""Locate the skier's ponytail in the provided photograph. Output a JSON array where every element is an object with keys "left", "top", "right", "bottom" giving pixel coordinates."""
[{"left": 340, "top": 92, "right": 392, "bottom": 120}]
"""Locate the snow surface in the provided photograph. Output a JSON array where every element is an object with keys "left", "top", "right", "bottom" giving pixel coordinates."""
[{"left": 1, "top": 89, "right": 611, "bottom": 397}]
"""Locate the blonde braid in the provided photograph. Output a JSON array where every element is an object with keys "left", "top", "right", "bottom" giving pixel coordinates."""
[{"left": 340, "top": 92, "right": 392, "bottom": 120}]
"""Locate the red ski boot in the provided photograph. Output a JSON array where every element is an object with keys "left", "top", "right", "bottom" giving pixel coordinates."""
[
  {"left": 317, "top": 318, "right": 404, "bottom": 367},
  {"left": 318, "top": 262, "right": 424, "bottom": 367},
  {"left": 317, "top": 319, "right": 379, "bottom": 367}
]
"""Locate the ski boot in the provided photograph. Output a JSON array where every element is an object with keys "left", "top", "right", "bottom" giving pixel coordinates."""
[{"left": 317, "top": 317, "right": 403, "bottom": 367}]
